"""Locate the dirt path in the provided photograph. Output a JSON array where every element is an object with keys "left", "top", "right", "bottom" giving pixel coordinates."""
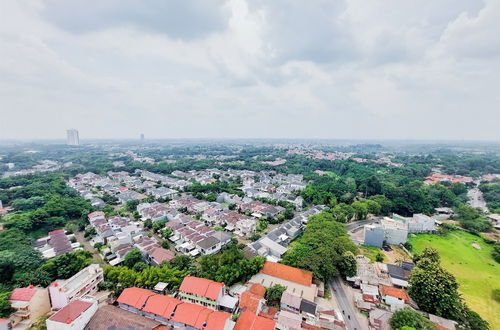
[{"left": 75, "top": 231, "right": 106, "bottom": 266}]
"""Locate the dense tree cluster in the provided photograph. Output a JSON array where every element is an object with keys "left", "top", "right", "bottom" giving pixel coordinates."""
[
  {"left": 196, "top": 245, "right": 265, "bottom": 286},
  {"left": 479, "top": 180, "right": 500, "bottom": 212},
  {"left": 282, "top": 211, "right": 357, "bottom": 281},
  {"left": 453, "top": 204, "right": 492, "bottom": 233}
]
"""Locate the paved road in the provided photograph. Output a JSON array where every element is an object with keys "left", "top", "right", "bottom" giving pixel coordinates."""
[
  {"left": 346, "top": 217, "right": 380, "bottom": 231},
  {"left": 330, "top": 276, "right": 366, "bottom": 330},
  {"left": 467, "top": 187, "right": 488, "bottom": 212}
]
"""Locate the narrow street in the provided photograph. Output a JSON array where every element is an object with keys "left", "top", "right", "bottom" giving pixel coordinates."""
[
  {"left": 467, "top": 183, "right": 488, "bottom": 212},
  {"left": 330, "top": 276, "right": 368, "bottom": 330},
  {"left": 74, "top": 230, "right": 106, "bottom": 266}
]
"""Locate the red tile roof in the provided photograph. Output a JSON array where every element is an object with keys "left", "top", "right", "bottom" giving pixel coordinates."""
[
  {"left": 205, "top": 311, "right": 231, "bottom": 330},
  {"left": 116, "top": 287, "right": 156, "bottom": 309},
  {"left": 179, "top": 276, "right": 224, "bottom": 301},
  {"left": 149, "top": 247, "right": 175, "bottom": 264},
  {"left": 171, "top": 302, "right": 207, "bottom": 327},
  {"left": 239, "top": 291, "right": 263, "bottom": 314},
  {"left": 248, "top": 283, "right": 266, "bottom": 297},
  {"left": 10, "top": 287, "right": 37, "bottom": 301},
  {"left": 234, "top": 310, "right": 276, "bottom": 330},
  {"left": 261, "top": 261, "right": 313, "bottom": 286},
  {"left": 142, "top": 294, "right": 182, "bottom": 320},
  {"left": 379, "top": 285, "right": 410, "bottom": 303},
  {"left": 49, "top": 300, "right": 93, "bottom": 324}
]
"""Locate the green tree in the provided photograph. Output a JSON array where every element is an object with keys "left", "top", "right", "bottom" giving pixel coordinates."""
[
  {"left": 161, "top": 240, "right": 170, "bottom": 249},
  {"left": 390, "top": 308, "right": 436, "bottom": 330},
  {"left": 0, "top": 291, "right": 13, "bottom": 318},
  {"left": 351, "top": 201, "right": 368, "bottom": 220},
  {"left": 265, "top": 284, "right": 286, "bottom": 305},
  {"left": 123, "top": 249, "right": 144, "bottom": 269},
  {"left": 409, "top": 256, "right": 462, "bottom": 320},
  {"left": 331, "top": 203, "right": 355, "bottom": 223}
]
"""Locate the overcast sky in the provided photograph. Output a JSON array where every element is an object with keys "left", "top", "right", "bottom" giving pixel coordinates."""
[{"left": 0, "top": 0, "right": 499, "bottom": 140}]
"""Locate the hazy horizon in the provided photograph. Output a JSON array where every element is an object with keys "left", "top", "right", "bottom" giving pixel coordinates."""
[{"left": 1, "top": 0, "right": 499, "bottom": 140}]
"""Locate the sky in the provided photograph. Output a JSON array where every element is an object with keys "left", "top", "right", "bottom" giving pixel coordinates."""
[{"left": 0, "top": 0, "right": 499, "bottom": 141}]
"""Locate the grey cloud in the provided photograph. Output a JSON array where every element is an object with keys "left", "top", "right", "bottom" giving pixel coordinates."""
[{"left": 41, "top": 0, "right": 230, "bottom": 40}]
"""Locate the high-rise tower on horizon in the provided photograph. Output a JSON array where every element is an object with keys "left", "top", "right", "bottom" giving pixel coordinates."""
[
  {"left": 66, "top": 129, "right": 80, "bottom": 146},
  {"left": 140, "top": 133, "right": 145, "bottom": 141}
]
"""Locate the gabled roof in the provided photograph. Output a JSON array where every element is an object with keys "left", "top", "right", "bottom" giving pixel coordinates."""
[
  {"left": 171, "top": 302, "right": 206, "bottom": 327},
  {"left": 379, "top": 285, "right": 410, "bottom": 302},
  {"left": 142, "top": 294, "right": 182, "bottom": 320},
  {"left": 149, "top": 247, "right": 175, "bottom": 264},
  {"left": 205, "top": 311, "right": 232, "bottom": 330},
  {"left": 234, "top": 310, "right": 276, "bottom": 330},
  {"left": 261, "top": 261, "right": 313, "bottom": 286},
  {"left": 49, "top": 300, "right": 93, "bottom": 324},
  {"left": 116, "top": 287, "right": 156, "bottom": 309},
  {"left": 179, "top": 276, "right": 224, "bottom": 301},
  {"left": 10, "top": 287, "right": 37, "bottom": 301}
]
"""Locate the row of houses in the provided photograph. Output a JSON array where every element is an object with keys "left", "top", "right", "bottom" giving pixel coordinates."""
[
  {"left": 87, "top": 211, "right": 174, "bottom": 265},
  {"left": 167, "top": 217, "right": 232, "bottom": 256}
]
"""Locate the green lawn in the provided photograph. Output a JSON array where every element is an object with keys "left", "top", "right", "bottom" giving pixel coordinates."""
[{"left": 409, "top": 231, "right": 500, "bottom": 329}]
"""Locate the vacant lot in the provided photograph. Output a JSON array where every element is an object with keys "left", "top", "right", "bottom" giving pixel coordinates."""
[{"left": 409, "top": 231, "right": 500, "bottom": 329}]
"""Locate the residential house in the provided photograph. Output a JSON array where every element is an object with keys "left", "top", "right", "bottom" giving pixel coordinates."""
[
  {"left": 178, "top": 276, "right": 225, "bottom": 310},
  {"left": 146, "top": 247, "right": 175, "bottom": 266},
  {"left": 369, "top": 308, "right": 393, "bottom": 330},
  {"left": 9, "top": 286, "right": 50, "bottom": 329},
  {"left": 239, "top": 284, "right": 266, "bottom": 314},
  {"left": 234, "top": 310, "right": 276, "bottom": 330},
  {"left": 379, "top": 285, "right": 410, "bottom": 306}
]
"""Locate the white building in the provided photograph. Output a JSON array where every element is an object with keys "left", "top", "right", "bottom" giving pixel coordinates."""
[
  {"left": 66, "top": 129, "right": 80, "bottom": 146},
  {"left": 46, "top": 297, "right": 97, "bottom": 330},
  {"left": 381, "top": 218, "right": 408, "bottom": 245},
  {"left": 49, "top": 264, "right": 103, "bottom": 310}
]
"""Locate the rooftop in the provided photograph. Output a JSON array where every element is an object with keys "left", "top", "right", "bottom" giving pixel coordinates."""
[
  {"left": 116, "top": 287, "right": 156, "bottom": 309},
  {"left": 234, "top": 310, "right": 276, "bottom": 330},
  {"left": 10, "top": 287, "right": 37, "bottom": 301},
  {"left": 179, "top": 276, "right": 224, "bottom": 301},
  {"left": 49, "top": 299, "right": 94, "bottom": 324},
  {"left": 261, "top": 261, "right": 313, "bottom": 286}
]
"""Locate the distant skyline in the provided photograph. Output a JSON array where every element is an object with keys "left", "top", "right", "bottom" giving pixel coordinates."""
[{"left": 1, "top": 0, "right": 499, "bottom": 140}]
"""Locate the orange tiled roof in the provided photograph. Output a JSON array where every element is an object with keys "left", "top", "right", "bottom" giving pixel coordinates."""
[
  {"left": 205, "top": 311, "right": 231, "bottom": 330},
  {"left": 171, "top": 302, "right": 207, "bottom": 327},
  {"left": 239, "top": 291, "right": 263, "bottom": 314},
  {"left": 248, "top": 283, "right": 266, "bottom": 297},
  {"left": 234, "top": 310, "right": 276, "bottom": 330},
  {"left": 142, "top": 294, "right": 182, "bottom": 320},
  {"left": 379, "top": 285, "right": 410, "bottom": 302},
  {"left": 179, "top": 276, "right": 224, "bottom": 301},
  {"left": 261, "top": 261, "right": 313, "bottom": 286},
  {"left": 116, "top": 287, "right": 156, "bottom": 309}
]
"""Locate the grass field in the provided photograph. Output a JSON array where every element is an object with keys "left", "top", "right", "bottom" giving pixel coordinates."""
[{"left": 409, "top": 231, "right": 500, "bottom": 329}]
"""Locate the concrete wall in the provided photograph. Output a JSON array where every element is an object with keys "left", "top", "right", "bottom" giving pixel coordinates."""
[
  {"left": 364, "top": 226, "right": 385, "bottom": 248},
  {"left": 383, "top": 227, "right": 408, "bottom": 245}
]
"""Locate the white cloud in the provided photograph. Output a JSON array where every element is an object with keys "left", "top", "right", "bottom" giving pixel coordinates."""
[{"left": 0, "top": 0, "right": 499, "bottom": 140}]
